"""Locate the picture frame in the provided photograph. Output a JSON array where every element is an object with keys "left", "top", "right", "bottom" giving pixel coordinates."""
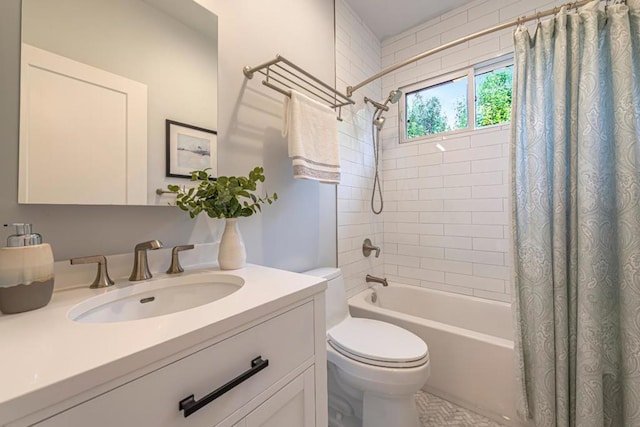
[{"left": 166, "top": 120, "right": 217, "bottom": 179}]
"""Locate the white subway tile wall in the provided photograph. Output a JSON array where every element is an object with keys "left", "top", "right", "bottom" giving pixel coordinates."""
[
  {"left": 336, "top": 0, "right": 384, "bottom": 298},
  {"left": 337, "top": 0, "right": 564, "bottom": 302}
]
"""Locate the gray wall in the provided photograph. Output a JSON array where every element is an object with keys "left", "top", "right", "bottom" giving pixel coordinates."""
[{"left": 0, "top": 0, "right": 337, "bottom": 271}]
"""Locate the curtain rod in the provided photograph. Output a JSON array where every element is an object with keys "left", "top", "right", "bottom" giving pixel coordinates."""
[{"left": 346, "top": 0, "right": 605, "bottom": 97}]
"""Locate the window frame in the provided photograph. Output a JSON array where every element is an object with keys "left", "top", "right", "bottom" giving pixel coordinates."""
[{"left": 398, "top": 53, "right": 514, "bottom": 144}]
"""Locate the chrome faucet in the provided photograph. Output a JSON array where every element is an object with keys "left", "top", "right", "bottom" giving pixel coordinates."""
[
  {"left": 129, "top": 240, "right": 163, "bottom": 281},
  {"left": 362, "top": 238, "right": 381, "bottom": 258},
  {"left": 366, "top": 274, "right": 388, "bottom": 287}
]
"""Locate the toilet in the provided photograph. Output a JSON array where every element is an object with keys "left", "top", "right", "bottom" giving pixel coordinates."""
[{"left": 303, "top": 268, "right": 430, "bottom": 427}]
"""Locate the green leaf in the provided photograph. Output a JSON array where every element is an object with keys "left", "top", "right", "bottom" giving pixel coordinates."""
[{"left": 168, "top": 166, "right": 278, "bottom": 219}]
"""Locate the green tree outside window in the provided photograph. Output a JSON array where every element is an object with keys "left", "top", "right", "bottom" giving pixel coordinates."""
[
  {"left": 454, "top": 98, "right": 468, "bottom": 129},
  {"left": 406, "top": 94, "right": 448, "bottom": 138},
  {"left": 475, "top": 67, "right": 513, "bottom": 127}
]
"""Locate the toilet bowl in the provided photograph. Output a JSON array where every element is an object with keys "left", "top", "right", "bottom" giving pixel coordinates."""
[{"left": 303, "top": 268, "right": 430, "bottom": 427}]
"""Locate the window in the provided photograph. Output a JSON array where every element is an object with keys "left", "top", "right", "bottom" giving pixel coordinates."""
[
  {"left": 400, "top": 55, "right": 513, "bottom": 142},
  {"left": 475, "top": 63, "right": 513, "bottom": 128},
  {"left": 406, "top": 74, "right": 469, "bottom": 138}
]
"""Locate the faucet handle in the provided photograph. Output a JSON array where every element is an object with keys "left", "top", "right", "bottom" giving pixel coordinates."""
[
  {"left": 134, "top": 239, "right": 163, "bottom": 251},
  {"left": 70, "top": 255, "right": 115, "bottom": 288},
  {"left": 166, "top": 244, "right": 194, "bottom": 274},
  {"left": 362, "top": 238, "right": 381, "bottom": 258}
]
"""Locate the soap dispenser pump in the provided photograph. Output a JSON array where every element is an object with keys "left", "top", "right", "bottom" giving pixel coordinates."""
[{"left": 0, "top": 223, "right": 54, "bottom": 314}]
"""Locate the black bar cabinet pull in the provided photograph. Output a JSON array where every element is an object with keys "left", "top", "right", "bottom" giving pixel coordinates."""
[{"left": 179, "top": 356, "right": 269, "bottom": 418}]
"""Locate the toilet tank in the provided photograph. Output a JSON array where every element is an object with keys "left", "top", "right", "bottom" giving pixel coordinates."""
[{"left": 302, "top": 268, "right": 349, "bottom": 330}]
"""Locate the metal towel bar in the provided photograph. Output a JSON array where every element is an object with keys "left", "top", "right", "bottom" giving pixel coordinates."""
[{"left": 243, "top": 54, "right": 354, "bottom": 121}]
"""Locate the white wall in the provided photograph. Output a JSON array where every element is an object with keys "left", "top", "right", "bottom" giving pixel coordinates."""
[
  {"left": 337, "top": 0, "right": 564, "bottom": 302},
  {"left": 0, "top": 0, "right": 336, "bottom": 272},
  {"left": 379, "top": 0, "right": 561, "bottom": 302},
  {"left": 335, "top": 0, "right": 385, "bottom": 297},
  {"left": 198, "top": 0, "right": 337, "bottom": 271}
]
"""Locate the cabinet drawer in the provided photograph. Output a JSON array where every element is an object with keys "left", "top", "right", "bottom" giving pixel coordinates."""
[{"left": 35, "top": 302, "right": 314, "bottom": 427}]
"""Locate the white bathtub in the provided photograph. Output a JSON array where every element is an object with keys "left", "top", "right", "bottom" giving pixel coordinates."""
[{"left": 349, "top": 283, "right": 527, "bottom": 427}]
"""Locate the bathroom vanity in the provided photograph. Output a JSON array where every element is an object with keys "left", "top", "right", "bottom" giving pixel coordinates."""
[{"left": 0, "top": 262, "right": 327, "bottom": 427}]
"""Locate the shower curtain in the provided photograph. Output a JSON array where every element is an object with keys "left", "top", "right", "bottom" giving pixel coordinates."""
[{"left": 511, "top": 1, "right": 640, "bottom": 426}]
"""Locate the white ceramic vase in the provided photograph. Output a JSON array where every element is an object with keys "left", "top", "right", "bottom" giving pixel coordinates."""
[{"left": 218, "top": 218, "right": 246, "bottom": 270}]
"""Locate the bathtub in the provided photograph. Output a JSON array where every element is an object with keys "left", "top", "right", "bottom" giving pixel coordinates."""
[{"left": 349, "top": 283, "right": 527, "bottom": 427}]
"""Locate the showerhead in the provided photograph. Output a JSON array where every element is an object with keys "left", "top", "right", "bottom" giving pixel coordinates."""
[{"left": 386, "top": 89, "right": 402, "bottom": 105}]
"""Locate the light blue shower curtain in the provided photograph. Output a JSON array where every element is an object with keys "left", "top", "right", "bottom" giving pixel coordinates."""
[{"left": 511, "top": 1, "right": 640, "bottom": 426}]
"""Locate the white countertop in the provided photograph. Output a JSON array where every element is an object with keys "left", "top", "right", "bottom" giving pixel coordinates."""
[{"left": 0, "top": 263, "right": 326, "bottom": 425}]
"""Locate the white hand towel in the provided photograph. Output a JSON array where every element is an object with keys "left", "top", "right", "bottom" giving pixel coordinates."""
[{"left": 282, "top": 90, "right": 340, "bottom": 184}]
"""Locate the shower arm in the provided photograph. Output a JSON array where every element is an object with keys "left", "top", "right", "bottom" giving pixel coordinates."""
[
  {"left": 364, "top": 97, "right": 389, "bottom": 111},
  {"left": 364, "top": 89, "right": 403, "bottom": 112}
]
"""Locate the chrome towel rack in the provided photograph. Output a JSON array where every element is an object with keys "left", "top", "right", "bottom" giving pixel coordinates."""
[{"left": 243, "top": 54, "right": 354, "bottom": 121}]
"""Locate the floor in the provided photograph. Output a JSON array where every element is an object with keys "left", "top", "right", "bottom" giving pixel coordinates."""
[{"left": 416, "top": 391, "right": 507, "bottom": 427}]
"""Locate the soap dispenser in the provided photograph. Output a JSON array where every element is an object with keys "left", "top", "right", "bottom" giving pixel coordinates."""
[{"left": 0, "top": 223, "right": 54, "bottom": 314}]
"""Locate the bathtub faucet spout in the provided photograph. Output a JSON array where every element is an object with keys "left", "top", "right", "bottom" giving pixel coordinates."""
[{"left": 366, "top": 274, "right": 388, "bottom": 287}]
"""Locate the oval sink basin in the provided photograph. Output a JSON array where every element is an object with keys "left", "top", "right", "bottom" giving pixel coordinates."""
[{"left": 68, "top": 273, "right": 244, "bottom": 323}]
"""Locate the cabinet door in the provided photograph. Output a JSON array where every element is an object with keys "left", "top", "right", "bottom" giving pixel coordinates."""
[
  {"left": 245, "top": 368, "right": 315, "bottom": 427},
  {"left": 19, "top": 43, "right": 147, "bottom": 205}
]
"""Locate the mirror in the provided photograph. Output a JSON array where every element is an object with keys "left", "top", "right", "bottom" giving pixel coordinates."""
[{"left": 19, "top": 0, "right": 218, "bottom": 205}]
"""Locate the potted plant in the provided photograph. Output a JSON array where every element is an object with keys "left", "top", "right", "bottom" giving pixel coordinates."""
[{"left": 168, "top": 167, "right": 277, "bottom": 270}]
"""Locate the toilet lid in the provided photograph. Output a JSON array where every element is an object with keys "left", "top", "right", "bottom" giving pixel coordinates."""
[{"left": 327, "top": 318, "right": 429, "bottom": 368}]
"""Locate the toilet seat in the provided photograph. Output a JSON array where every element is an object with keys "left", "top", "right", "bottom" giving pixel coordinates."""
[{"left": 327, "top": 318, "right": 429, "bottom": 368}]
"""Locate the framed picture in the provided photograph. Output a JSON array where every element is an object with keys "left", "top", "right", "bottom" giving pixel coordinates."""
[{"left": 166, "top": 120, "right": 217, "bottom": 179}]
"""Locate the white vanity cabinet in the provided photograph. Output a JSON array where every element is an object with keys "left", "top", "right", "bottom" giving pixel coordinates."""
[
  {"left": 238, "top": 367, "right": 315, "bottom": 427},
  {"left": 12, "top": 296, "right": 326, "bottom": 427}
]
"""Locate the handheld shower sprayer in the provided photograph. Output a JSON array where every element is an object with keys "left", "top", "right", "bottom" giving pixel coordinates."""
[
  {"left": 366, "top": 89, "right": 403, "bottom": 215},
  {"left": 373, "top": 116, "right": 386, "bottom": 130}
]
